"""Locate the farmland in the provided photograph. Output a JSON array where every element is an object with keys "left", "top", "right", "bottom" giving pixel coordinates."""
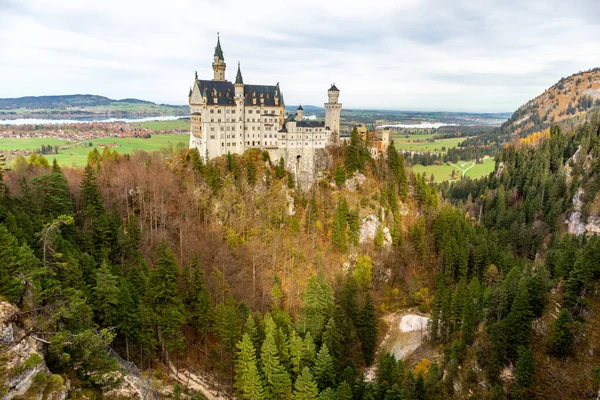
[
  {"left": 1, "top": 134, "right": 188, "bottom": 167},
  {"left": 392, "top": 133, "right": 467, "bottom": 152}
]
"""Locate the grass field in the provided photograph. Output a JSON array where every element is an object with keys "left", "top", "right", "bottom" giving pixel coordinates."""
[
  {"left": 391, "top": 133, "right": 466, "bottom": 152},
  {"left": 130, "top": 119, "right": 190, "bottom": 131},
  {"left": 412, "top": 156, "right": 496, "bottom": 182},
  {"left": 1, "top": 134, "right": 188, "bottom": 167}
]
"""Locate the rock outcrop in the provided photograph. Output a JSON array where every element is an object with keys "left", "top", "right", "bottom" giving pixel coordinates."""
[{"left": 0, "top": 301, "right": 68, "bottom": 399}]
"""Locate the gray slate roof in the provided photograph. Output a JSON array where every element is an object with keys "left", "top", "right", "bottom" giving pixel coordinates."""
[{"left": 196, "top": 79, "right": 284, "bottom": 107}]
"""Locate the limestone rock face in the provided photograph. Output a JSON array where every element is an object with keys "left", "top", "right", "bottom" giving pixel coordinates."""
[
  {"left": 359, "top": 214, "right": 392, "bottom": 246},
  {"left": 345, "top": 171, "right": 367, "bottom": 192},
  {"left": 0, "top": 301, "right": 69, "bottom": 400}
]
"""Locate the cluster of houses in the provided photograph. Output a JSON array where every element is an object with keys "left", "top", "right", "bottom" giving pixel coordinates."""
[{"left": 0, "top": 121, "right": 158, "bottom": 142}]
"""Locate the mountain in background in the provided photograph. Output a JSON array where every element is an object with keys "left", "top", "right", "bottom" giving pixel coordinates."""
[
  {"left": 0, "top": 94, "right": 189, "bottom": 119},
  {"left": 501, "top": 68, "right": 600, "bottom": 137}
]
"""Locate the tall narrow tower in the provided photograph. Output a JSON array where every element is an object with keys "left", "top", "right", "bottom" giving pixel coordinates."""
[
  {"left": 324, "top": 84, "right": 341, "bottom": 144},
  {"left": 212, "top": 35, "right": 226, "bottom": 81}
]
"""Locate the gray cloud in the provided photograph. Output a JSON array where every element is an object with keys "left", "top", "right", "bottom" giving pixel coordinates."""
[{"left": 0, "top": 0, "right": 599, "bottom": 112}]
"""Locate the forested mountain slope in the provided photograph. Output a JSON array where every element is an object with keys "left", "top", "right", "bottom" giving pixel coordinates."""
[
  {"left": 1, "top": 118, "right": 600, "bottom": 399},
  {"left": 462, "top": 68, "right": 600, "bottom": 147}
]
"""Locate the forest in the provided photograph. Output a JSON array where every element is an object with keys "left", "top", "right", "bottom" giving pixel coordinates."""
[{"left": 1, "top": 118, "right": 600, "bottom": 399}]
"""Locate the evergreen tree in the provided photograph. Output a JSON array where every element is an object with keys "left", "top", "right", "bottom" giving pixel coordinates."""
[
  {"left": 289, "top": 329, "right": 306, "bottom": 377},
  {"left": 293, "top": 367, "right": 319, "bottom": 400},
  {"left": 235, "top": 334, "right": 265, "bottom": 399},
  {"left": 345, "top": 126, "right": 363, "bottom": 175},
  {"left": 146, "top": 243, "right": 185, "bottom": 363},
  {"left": 301, "top": 273, "right": 335, "bottom": 341},
  {"left": 358, "top": 294, "right": 378, "bottom": 365},
  {"left": 312, "top": 344, "right": 336, "bottom": 390},
  {"left": 261, "top": 331, "right": 292, "bottom": 399},
  {"left": 546, "top": 309, "right": 574, "bottom": 358},
  {"left": 511, "top": 348, "right": 534, "bottom": 399},
  {"left": 93, "top": 261, "right": 120, "bottom": 326},
  {"left": 79, "top": 164, "right": 112, "bottom": 259}
]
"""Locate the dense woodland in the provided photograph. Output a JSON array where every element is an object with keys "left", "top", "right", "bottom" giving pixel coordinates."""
[{"left": 2, "top": 117, "right": 600, "bottom": 399}]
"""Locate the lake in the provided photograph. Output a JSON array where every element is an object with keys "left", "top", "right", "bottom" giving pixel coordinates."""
[{"left": 0, "top": 116, "right": 185, "bottom": 126}]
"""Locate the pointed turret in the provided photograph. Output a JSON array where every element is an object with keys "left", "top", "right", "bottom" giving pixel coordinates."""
[
  {"left": 235, "top": 62, "right": 244, "bottom": 84},
  {"left": 212, "top": 33, "right": 226, "bottom": 81},
  {"left": 214, "top": 35, "right": 224, "bottom": 60}
]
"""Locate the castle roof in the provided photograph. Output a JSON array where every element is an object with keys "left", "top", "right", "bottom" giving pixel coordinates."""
[
  {"left": 296, "top": 120, "right": 325, "bottom": 128},
  {"left": 235, "top": 62, "right": 243, "bottom": 84},
  {"left": 195, "top": 79, "right": 284, "bottom": 106},
  {"left": 214, "top": 36, "right": 224, "bottom": 60},
  {"left": 297, "top": 105, "right": 303, "bottom": 111},
  {"left": 328, "top": 83, "right": 339, "bottom": 92}
]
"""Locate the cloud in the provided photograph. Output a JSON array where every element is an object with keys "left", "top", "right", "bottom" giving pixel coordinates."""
[{"left": 0, "top": 0, "right": 599, "bottom": 112}]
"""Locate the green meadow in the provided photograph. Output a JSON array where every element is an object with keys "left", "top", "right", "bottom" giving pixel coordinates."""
[
  {"left": 391, "top": 133, "right": 467, "bottom": 152},
  {"left": 412, "top": 156, "right": 496, "bottom": 182},
  {"left": 0, "top": 134, "right": 188, "bottom": 167}
]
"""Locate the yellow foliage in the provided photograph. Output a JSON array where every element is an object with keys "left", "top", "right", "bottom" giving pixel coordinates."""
[
  {"left": 414, "top": 358, "right": 431, "bottom": 377},
  {"left": 517, "top": 128, "right": 550, "bottom": 147}
]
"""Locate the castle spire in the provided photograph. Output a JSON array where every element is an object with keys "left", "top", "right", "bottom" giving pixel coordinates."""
[
  {"left": 214, "top": 33, "right": 224, "bottom": 60},
  {"left": 235, "top": 61, "right": 244, "bottom": 84}
]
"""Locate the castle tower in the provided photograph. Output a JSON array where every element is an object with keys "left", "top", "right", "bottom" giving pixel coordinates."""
[
  {"left": 234, "top": 62, "right": 245, "bottom": 150},
  {"left": 324, "top": 84, "right": 341, "bottom": 144},
  {"left": 295, "top": 105, "right": 304, "bottom": 121},
  {"left": 212, "top": 35, "right": 226, "bottom": 81}
]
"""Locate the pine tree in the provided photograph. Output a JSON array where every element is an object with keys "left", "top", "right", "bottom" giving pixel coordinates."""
[
  {"left": 79, "top": 164, "right": 112, "bottom": 259},
  {"left": 318, "top": 387, "right": 336, "bottom": 400},
  {"left": 235, "top": 334, "right": 265, "bottom": 399},
  {"left": 301, "top": 273, "right": 335, "bottom": 341},
  {"left": 546, "top": 309, "right": 574, "bottom": 357},
  {"left": 146, "top": 243, "right": 185, "bottom": 363},
  {"left": 261, "top": 331, "right": 292, "bottom": 399},
  {"left": 293, "top": 367, "right": 319, "bottom": 400},
  {"left": 345, "top": 126, "right": 363, "bottom": 175},
  {"left": 358, "top": 294, "right": 378, "bottom": 365},
  {"left": 502, "top": 277, "right": 534, "bottom": 361},
  {"left": 289, "top": 330, "right": 306, "bottom": 377},
  {"left": 93, "top": 261, "right": 120, "bottom": 326},
  {"left": 337, "top": 381, "right": 353, "bottom": 400},
  {"left": 511, "top": 348, "right": 534, "bottom": 399},
  {"left": 312, "top": 344, "right": 336, "bottom": 390},
  {"left": 215, "top": 296, "right": 244, "bottom": 360}
]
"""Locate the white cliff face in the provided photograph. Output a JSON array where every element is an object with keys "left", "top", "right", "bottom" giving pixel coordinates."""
[
  {"left": 359, "top": 214, "right": 392, "bottom": 246},
  {"left": 565, "top": 188, "right": 600, "bottom": 236},
  {"left": 0, "top": 301, "right": 68, "bottom": 399},
  {"left": 345, "top": 171, "right": 367, "bottom": 192}
]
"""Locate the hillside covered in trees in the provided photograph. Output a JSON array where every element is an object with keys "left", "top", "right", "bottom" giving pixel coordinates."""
[
  {"left": 462, "top": 68, "right": 600, "bottom": 148},
  {"left": 1, "top": 115, "right": 600, "bottom": 399}
]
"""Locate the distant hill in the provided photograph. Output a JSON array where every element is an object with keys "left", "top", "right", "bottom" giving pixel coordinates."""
[
  {"left": 500, "top": 68, "right": 600, "bottom": 137},
  {"left": 0, "top": 94, "right": 189, "bottom": 119}
]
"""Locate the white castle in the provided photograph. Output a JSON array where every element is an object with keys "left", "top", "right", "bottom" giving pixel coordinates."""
[{"left": 188, "top": 36, "right": 341, "bottom": 182}]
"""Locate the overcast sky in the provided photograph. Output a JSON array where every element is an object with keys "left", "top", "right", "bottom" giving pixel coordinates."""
[{"left": 1, "top": 0, "right": 599, "bottom": 112}]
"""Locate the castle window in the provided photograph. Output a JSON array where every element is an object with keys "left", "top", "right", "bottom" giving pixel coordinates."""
[
  {"left": 249, "top": 110, "right": 252, "bottom": 114},
  {"left": 210, "top": 135, "right": 215, "bottom": 139},
  {"left": 210, "top": 109, "right": 214, "bottom": 113},
  {"left": 218, "top": 109, "right": 222, "bottom": 113}
]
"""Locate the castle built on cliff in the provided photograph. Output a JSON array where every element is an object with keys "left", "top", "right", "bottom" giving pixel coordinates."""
[{"left": 188, "top": 35, "right": 341, "bottom": 185}]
